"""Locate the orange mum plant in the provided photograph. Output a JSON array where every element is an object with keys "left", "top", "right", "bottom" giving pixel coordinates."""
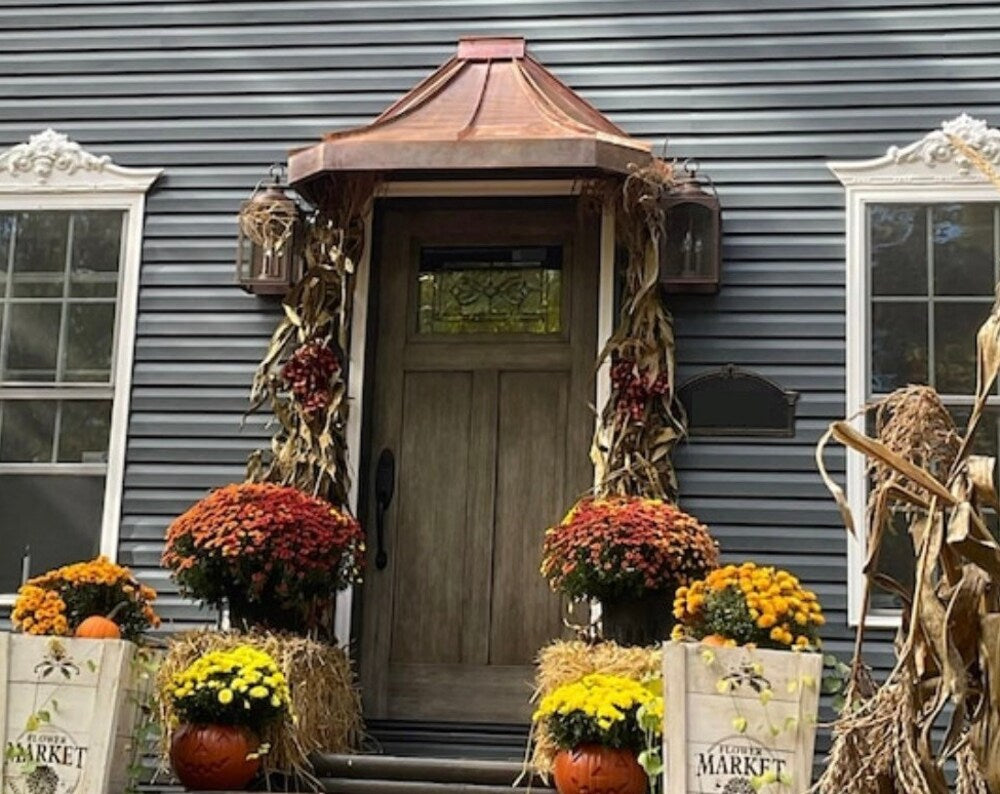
[
  {"left": 671, "top": 562, "right": 825, "bottom": 650},
  {"left": 163, "top": 482, "right": 364, "bottom": 637},
  {"left": 12, "top": 556, "right": 160, "bottom": 642},
  {"left": 541, "top": 496, "right": 718, "bottom": 601}
]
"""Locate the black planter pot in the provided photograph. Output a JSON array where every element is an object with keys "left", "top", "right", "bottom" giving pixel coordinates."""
[{"left": 600, "top": 591, "right": 675, "bottom": 647}]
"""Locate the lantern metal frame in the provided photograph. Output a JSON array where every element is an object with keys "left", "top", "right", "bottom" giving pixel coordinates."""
[
  {"left": 658, "top": 160, "right": 722, "bottom": 294},
  {"left": 236, "top": 164, "right": 305, "bottom": 296}
]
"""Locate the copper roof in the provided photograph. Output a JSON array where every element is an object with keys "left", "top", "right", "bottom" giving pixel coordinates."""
[{"left": 288, "top": 36, "right": 651, "bottom": 186}]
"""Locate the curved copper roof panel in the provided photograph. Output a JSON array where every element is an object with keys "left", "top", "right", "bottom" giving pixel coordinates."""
[{"left": 288, "top": 36, "right": 651, "bottom": 185}]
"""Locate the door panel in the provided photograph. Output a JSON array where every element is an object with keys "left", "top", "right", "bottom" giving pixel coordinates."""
[
  {"left": 390, "top": 370, "right": 474, "bottom": 665},
  {"left": 490, "top": 371, "right": 569, "bottom": 665},
  {"left": 361, "top": 198, "right": 598, "bottom": 724}
]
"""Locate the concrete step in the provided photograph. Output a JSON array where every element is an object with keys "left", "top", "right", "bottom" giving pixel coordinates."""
[
  {"left": 315, "top": 754, "right": 536, "bottom": 785},
  {"left": 321, "top": 780, "right": 542, "bottom": 794}
]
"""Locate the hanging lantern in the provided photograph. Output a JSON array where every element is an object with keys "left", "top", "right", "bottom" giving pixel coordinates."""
[
  {"left": 659, "top": 160, "right": 722, "bottom": 293},
  {"left": 236, "top": 165, "right": 303, "bottom": 295}
]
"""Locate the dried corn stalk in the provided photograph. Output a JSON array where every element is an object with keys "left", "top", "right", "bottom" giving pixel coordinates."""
[
  {"left": 591, "top": 160, "right": 686, "bottom": 500},
  {"left": 814, "top": 291, "right": 1000, "bottom": 794},
  {"left": 246, "top": 176, "right": 376, "bottom": 508}
]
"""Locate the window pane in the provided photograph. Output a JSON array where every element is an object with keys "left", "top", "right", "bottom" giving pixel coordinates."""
[
  {"left": 933, "top": 204, "right": 995, "bottom": 296},
  {"left": 870, "top": 204, "right": 927, "bottom": 296},
  {"left": 871, "top": 302, "right": 928, "bottom": 392},
  {"left": 417, "top": 246, "right": 563, "bottom": 335},
  {"left": 4, "top": 302, "right": 60, "bottom": 381},
  {"left": 935, "top": 301, "right": 993, "bottom": 394},
  {"left": 0, "top": 212, "right": 12, "bottom": 298},
  {"left": 57, "top": 400, "right": 112, "bottom": 463},
  {"left": 64, "top": 302, "right": 115, "bottom": 381},
  {"left": 11, "top": 211, "right": 68, "bottom": 298},
  {"left": 0, "top": 400, "right": 57, "bottom": 462},
  {"left": 0, "top": 474, "right": 104, "bottom": 594},
  {"left": 70, "top": 210, "right": 123, "bottom": 297}
]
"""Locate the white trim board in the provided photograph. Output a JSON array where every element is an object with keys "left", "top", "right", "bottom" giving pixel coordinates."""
[
  {"left": 829, "top": 113, "right": 1000, "bottom": 628},
  {"left": 0, "top": 130, "right": 161, "bottom": 601},
  {"left": 334, "top": 178, "right": 615, "bottom": 649}
]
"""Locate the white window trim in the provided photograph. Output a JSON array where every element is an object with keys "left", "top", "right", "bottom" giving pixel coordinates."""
[
  {"left": 829, "top": 114, "right": 1000, "bottom": 627},
  {"left": 0, "top": 130, "right": 161, "bottom": 605}
]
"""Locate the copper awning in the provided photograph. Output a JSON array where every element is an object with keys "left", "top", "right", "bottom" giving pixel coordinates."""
[{"left": 288, "top": 36, "right": 651, "bottom": 186}]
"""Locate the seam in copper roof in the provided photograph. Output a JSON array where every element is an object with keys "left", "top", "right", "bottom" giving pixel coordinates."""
[
  {"left": 456, "top": 59, "right": 493, "bottom": 141},
  {"left": 514, "top": 57, "right": 600, "bottom": 139}
]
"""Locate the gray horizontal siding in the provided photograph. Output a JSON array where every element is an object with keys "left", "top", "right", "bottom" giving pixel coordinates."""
[{"left": 2, "top": 0, "right": 995, "bottom": 753}]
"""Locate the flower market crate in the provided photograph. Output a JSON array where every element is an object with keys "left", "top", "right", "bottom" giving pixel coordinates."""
[
  {"left": 0, "top": 633, "right": 154, "bottom": 794},
  {"left": 663, "top": 643, "right": 823, "bottom": 794}
]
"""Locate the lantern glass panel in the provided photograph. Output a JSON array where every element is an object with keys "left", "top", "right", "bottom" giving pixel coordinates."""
[{"left": 662, "top": 201, "right": 717, "bottom": 281}]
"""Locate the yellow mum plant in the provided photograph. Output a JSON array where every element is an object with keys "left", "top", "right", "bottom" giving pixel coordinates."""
[
  {"left": 671, "top": 562, "right": 825, "bottom": 650},
  {"left": 167, "top": 645, "right": 291, "bottom": 731},
  {"left": 533, "top": 673, "right": 664, "bottom": 777}
]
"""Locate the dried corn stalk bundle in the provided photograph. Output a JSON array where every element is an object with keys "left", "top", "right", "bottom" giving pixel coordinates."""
[
  {"left": 815, "top": 293, "right": 1000, "bottom": 794},
  {"left": 591, "top": 160, "right": 687, "bottom": 500},
  {"left": 246, "top": 175, "right": 376, "bottom": 508}
]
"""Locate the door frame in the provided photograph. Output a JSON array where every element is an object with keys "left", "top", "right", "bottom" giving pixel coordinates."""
[{"left": 335, "top": 179, "right": 617, "bottom": 648}]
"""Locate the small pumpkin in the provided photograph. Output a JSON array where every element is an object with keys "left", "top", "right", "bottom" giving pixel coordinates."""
[
  {"left": 75, "top": 615, "right": 122, "bottom": 639},
  {"left": 700, "top": 633, "right": 730, "bottom": 647}
]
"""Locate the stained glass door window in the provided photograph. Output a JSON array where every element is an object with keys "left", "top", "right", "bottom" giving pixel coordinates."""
[{"left": 417, "top": 246, "right": 562, "bottom": 335}]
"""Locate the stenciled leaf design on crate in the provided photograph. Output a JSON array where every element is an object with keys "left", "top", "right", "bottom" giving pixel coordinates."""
[{"left": 32, "top": 640, "right": 79, "bottom": 680}]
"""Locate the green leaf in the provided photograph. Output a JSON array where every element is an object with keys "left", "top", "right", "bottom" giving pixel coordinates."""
[
  {"left": 35, "top": 710, "right": 50, "bottom": 723},
  {"left": 24, "top": 714, "right": 40, "bottom": 732}
]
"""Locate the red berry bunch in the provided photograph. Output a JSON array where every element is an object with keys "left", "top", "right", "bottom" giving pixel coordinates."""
[
  {"left": 281, "top": 340, "right": 340, "bottom": 418},
  {"left": 610, "top": 358, "right": 672, "bottom": 421}
]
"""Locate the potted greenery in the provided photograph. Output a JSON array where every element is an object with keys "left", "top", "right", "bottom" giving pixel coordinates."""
[
  {"left": 541, "top": 496, "right": 718, "bottom": 645},
  {"left": 162, "top": 481, "right": 365, "bottom": 639},
  {"left": 532, "top": 672, "right": 663, "bottom": 794},
  {"left": 165, "top": 644, "right": 291, "bottom": 791}
]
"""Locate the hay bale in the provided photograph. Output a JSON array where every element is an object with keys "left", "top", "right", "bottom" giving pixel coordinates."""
[
  {"left": 530, "top": 640, "right": 661, "bottom": 775},
  {"left": 156, "top": 630, "right": 361, "bottom": 787}
]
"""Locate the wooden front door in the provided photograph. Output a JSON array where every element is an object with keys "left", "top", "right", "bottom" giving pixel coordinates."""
[{"left": 360, "top": 198, "right": 598, "bottom": 724}]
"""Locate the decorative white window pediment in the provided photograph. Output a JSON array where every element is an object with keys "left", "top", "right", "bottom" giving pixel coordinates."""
[
  {"left": 0, "top": 131, "right": 161, "bottom": 600},
  {"left": 829, "top": 114, "right": 1000, "bottom": 627},
  {"left": 830, "top": 113, "right": 1000, "bottom": 187},
  {"left": 0, "top": 128, "right": 160, "bottom": 193}
]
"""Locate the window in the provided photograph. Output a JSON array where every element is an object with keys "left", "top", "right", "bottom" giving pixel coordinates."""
[
  {"left": 0, "top": 130, "right": 160, "bottom": 599},
  {"left": 416, "top": 245, "right": 563, "bottom": 335},
  {"left": 830, "top": 114, "right": 1000, "bottom": 625}
]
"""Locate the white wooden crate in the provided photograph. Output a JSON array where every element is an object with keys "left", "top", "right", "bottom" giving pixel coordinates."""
[
  {"left": 0, "top": 633, "right": 151, "bottom": 794},
  {"left": 663, "top": 643, "right": 823, "bottom": 794}
]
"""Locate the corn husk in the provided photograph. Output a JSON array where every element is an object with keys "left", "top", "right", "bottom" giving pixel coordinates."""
[{"left": 813, "top": 290, "right": 1000, "bottom": 794}]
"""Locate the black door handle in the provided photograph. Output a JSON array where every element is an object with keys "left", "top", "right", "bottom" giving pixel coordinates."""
[{"left": 374, "top": 448, "right": 395, "bottom": 570}]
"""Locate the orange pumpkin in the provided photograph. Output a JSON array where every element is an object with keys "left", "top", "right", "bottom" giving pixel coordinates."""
[
  {"left": 74, "top": 615, "right": 122, "bottom": 639},
  {"left": 553, "top": 745, "right": 647, "bottom": 794},
  {"left": 700, "top": 633, "right": 730, "bottom": 647}
]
